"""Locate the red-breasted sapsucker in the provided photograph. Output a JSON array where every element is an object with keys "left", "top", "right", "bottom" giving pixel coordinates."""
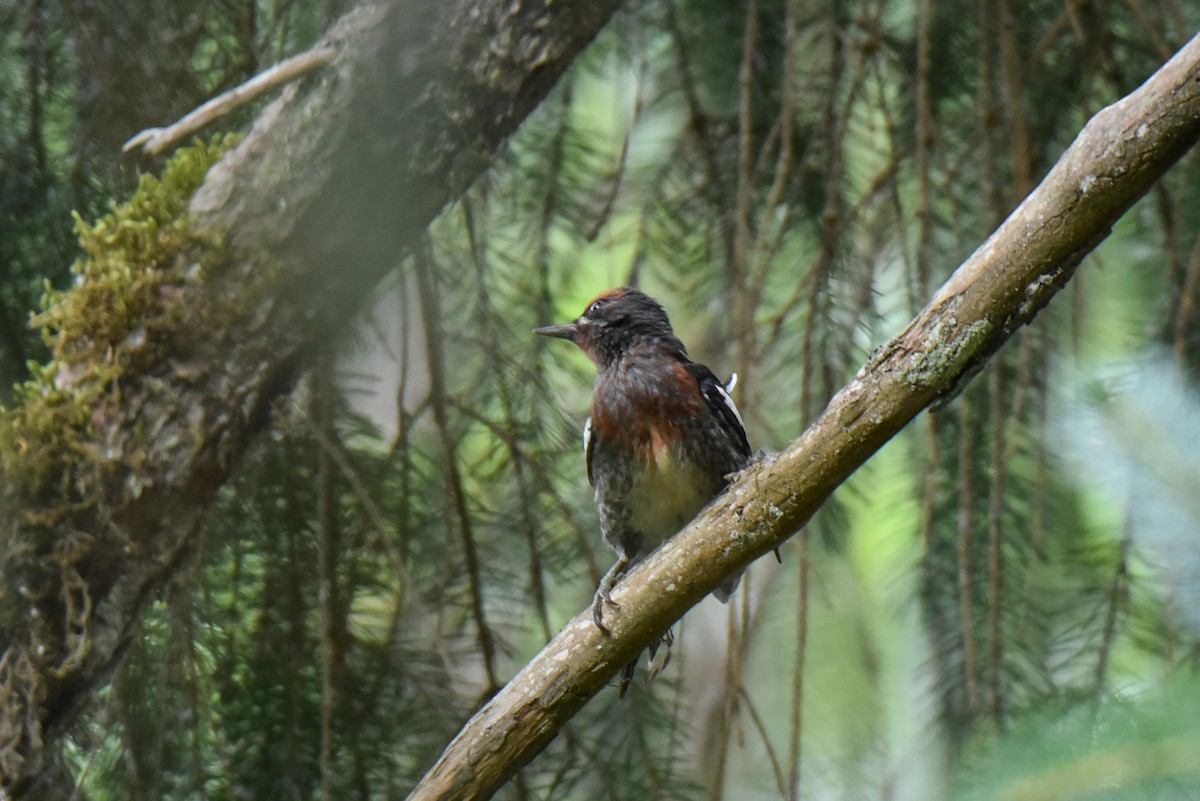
[{"left": 536, "top": 287, "right": 751, "bottom": 690}]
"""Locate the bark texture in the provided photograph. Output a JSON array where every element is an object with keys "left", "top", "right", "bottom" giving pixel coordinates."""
[
  {"left": 0, "top": 0, "right": 623, "bottom": 797},
  {"left": 404, "top": 32, "right": 1200, "bottom": 801}
]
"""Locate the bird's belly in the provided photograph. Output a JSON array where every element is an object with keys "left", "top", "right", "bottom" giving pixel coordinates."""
[{"left": 627, "top": 460, "right": 711, "bottom": 548}]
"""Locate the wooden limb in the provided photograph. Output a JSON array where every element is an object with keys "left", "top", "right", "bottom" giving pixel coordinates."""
[
  {"left": 405, "top": 32, "right": 1200, "bottom": 801},
  {"left": 122, "top": 46, "right": 337, "bottom": 156}
]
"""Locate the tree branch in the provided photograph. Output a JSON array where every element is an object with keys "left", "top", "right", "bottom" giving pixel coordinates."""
[
  {"left": 122, "top": 45, "right": 338, "bottom": 157},
  {"left": 404, "top": 32, "right": 1200, "bottom": 801}
]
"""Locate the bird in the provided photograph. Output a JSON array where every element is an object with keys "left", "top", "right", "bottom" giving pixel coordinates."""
[{"left": 535, "top": 287, "right": 752, "bottom": 692}]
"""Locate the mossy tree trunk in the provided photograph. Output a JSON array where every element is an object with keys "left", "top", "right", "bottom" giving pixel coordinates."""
[{"left": 0, "top": 0, "right": 623, "bottom": 796}]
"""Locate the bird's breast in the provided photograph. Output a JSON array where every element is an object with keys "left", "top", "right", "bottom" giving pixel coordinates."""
[{"left": 626, "top": 455, "right": 711, "bottom": 547}]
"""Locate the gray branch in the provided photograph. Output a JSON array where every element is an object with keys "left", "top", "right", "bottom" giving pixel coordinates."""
[{"left": 403, "top": 31, "right": 1200, "bottom": 801}]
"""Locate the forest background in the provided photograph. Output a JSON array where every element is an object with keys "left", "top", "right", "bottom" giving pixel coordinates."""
[{"left": 1, "top": 0, "right": 1200, "bottom": 799}]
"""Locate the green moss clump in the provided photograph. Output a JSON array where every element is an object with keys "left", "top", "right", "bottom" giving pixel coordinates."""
[
  {"left": 0, "top": 133, "right": 239, "bottom": 510},
  {"left": 43, "top": 136, "right": 237, "bottom": 370}
]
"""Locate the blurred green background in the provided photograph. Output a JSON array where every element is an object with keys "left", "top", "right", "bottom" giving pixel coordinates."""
[{"left": 4, "top": 0, "right": 1200, "bottom": 798}]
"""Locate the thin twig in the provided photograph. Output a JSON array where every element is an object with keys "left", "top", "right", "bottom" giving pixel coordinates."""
[
  {"left": 1029, "top": 0, "right": 1085, "bottom": 68},
  {"left": 463, "top": 198, "right": 553, "bottom": 641},
  {"left": 292, "top": 397, "right": 413, "bottom": 594},
  {"left": 985, "top": 362, "right": 1006, "bottom": 723},
  {"left": 665, "top": 0, "right": 734, "bottom": 257},
  {"left": 1172, "top": 231, "right": 1200, "bottom": 367},
  {"left": 738, "top": 684, "right": 789, "bottom": 799},
  {"left": 448, "top": 399, "right": 600, "bottom": 584},
  {"left": 414, "top": 245, "right": 500, "bottom": 694},
  {"left": 730, "top": 0, "right": 761, "bottom": 409},
  {"left": 585, "top": 51, "right": 644, "bottom": 243},
  {"left": 997, "top": 0, "right": 1034, "bottom": 199},
  {"left": 123, "top": 45, "right": 336, "bottom": 155},
  {"left": 786, "top": 537, "right": 809, "bottom": 801},
  {"left": 707, "top": 592, "right": 743, "bottom": 801},
  {"left": 1120, "top": 0, "right": 1174, "bottom": 61},
  {"left": 920, "top": 417, "right": 939, "bottom": 552},
  {"left": 957, "top": 397, "right": 979, "bottom": 720},
  {"left": 1013, "top": 327, "right": 1048, "bottom": 641},
  {"left": 1094, "top": 535, "right": 1130, "bottom": 690},
  {"left": 914, "top": 0, "right": 934, "bottom": 301},
  {"left": 314, "top": 360, "right": 343, "bottom": 801},
  {"left": 798, "top": 10, "right": 848, "bottom": 425},
  {"left": 746, "top": 0, "right": 801, "bottom": 302}
]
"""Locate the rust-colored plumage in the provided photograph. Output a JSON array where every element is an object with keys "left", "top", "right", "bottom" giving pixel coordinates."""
[{"left": 536, "top": 287, "right": 751, "bottom": 694}]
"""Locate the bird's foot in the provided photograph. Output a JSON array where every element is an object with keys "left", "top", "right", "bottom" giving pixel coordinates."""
[
  {"left": 591, "top": 586, "right": 619, "bottom": 632},
  {"left": 592, "top": 555, "right": 630, "bottom": 632},
  {"left": 619, "top": 628, "right": 675, "bottom": 698},
  {"left": 618, "top": 659, "right": 637, "bottom": 698},
  {"left": 645, "top": 628, "right": 674, "bottom": 683}
]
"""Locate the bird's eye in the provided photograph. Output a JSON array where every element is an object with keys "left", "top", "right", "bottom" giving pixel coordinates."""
[{"left": 586, "top": 298, "right": 610, "bottom": 316}]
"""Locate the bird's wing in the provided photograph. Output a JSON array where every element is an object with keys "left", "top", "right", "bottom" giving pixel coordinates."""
[
  {"left": 687, "top": 363, "right": 751, "bottom": 459},
  {"left": 583, "top": 415, "right": 596, "bottom": 486}
]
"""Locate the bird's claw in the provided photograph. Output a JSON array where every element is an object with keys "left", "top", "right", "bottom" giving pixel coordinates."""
[
  {"left": 645, "top": 628, "right": 674, "bottom": 682},
  {"left": 591, "top": 586, "right": 618, "bottom": 632},
  {"left": 592, "top": 555, "right": 630, "bottom": 632}
]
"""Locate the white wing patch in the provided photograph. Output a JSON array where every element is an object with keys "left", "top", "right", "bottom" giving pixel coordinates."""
[
  {"left": 715, "top": 374, "right": 747, "bottom": 434},
  {"left": 583, "top": 415, "right": 595, "bottom": 486}
]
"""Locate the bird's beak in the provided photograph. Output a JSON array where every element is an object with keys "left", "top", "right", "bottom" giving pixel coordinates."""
[{"left": 533, "top": 320, "right": 580, "bottom": 341}]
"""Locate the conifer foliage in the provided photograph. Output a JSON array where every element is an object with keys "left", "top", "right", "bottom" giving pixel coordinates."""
[{"left": 1, "top": 1, "right": 1199, "bottom": 799}]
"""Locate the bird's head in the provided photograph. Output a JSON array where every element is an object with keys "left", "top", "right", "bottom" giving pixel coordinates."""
[{"left": 534, "top": 287, "right": 685, "bottom": 368}]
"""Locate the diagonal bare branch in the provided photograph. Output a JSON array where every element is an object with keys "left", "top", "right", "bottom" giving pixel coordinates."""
[{"left": 405, "top": 31, "right": 1200, "bottom": 801}]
